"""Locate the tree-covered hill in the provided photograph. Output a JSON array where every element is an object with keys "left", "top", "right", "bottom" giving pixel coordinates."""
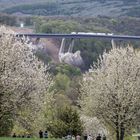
[
  {"left": 32, "top": 16, "right": 140, "bottom": 70},
  {"left": 0, "top": 0, "right": 140, "bottom": 17}
]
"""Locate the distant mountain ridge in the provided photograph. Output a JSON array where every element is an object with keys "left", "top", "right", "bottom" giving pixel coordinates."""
[{"left": 0, "top": 0, "right": 140, "bottom": 17}]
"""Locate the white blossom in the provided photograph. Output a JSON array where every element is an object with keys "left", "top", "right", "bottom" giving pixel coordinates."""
[
  {"left": 80, "top": 46, "right": 140, "bottom": 140},
  {"left": 0, "top": 26, "right": 52, "bottom": 122}
]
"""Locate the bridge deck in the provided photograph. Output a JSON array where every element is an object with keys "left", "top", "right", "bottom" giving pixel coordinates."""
[{"left": 16, "top": 33, "right": 140, "bottom": 40}]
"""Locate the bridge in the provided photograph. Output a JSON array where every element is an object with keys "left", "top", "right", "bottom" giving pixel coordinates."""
[
  {"left": 16, "top": 33, "right": 140, "bottom": 41},
  {"left": 15, "top": 32, "right": 140, "bottom": 67}
]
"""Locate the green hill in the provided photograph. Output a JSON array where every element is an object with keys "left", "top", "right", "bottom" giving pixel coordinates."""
[{"left": 0, "top": 0, "right": 140, "bottom": 17}]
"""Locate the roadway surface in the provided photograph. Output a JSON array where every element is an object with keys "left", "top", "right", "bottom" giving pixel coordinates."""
[{"left": 16, "top": 33, "right": 140, "bottom": 41}]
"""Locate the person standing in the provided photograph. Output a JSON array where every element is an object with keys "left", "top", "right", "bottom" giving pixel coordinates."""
[
  {"left": 39, "top": 130, "right": 43, "bottom": 138},
  {"left": 87, "top": 135, "right": 93, "bottom": 140},
  {"left": 72, "top": 135, "right": 75, "bottom": 140},
  {"left": 103, "top": 134, "right": 106, "bottom": 140},
  {"left": 12, "top": 133, "right": 16, "bottom": 138},
  {"left": 67, "top": 133, "right": 72, "bottom": 140},
  {"left": 44, "top": 130, "right": 48, "bottom": 138},
  {"left": 76, "top": 134, "right": 81, "bottom": 140},
  {"left": 96, "top": 134, "right": 101, "bottom": 140},
  {"left": 84, "top": 134, "right": 87, "bottom": 140}
]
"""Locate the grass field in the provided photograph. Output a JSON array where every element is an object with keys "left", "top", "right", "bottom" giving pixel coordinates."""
[
  {"left": 0, "top": 138, "right": 61, "bottom": 140},
  {"left": 0, "top": 137, "right": 137, "bottom": 140},
  {"left": 125, "top": 137, "right": 137, "bottom": 140}
]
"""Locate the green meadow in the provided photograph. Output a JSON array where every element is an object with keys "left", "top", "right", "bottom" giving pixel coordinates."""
[
  {"left": 0, "top": 137, "right": 137, "bottom": 140},
  {"left": 0, "top": 138, "right": 61, "bottom": 140}
]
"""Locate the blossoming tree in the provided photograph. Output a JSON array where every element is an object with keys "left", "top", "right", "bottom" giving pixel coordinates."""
[
  {"left": 80, "top": 46, "right": 140, "bottom": 140},
  {"left": 0, "top": 26, "right": 52, "bottom": 135}
]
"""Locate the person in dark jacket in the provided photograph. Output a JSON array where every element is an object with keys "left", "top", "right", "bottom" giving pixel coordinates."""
[
  {"left": 103, "top": 134, "right": 106, "bottom": 140},
  {"left": 39, "top": 130, "right": 43, "bottom": 138},
  {"left": 96, "top": 134, "right": 101, "bottom": 140},
  {"left": 12, "top": 133, "right": 16, "bottom": 138},
  {"left": 83, "top": 134, "right": 87, "bottom": 140}
]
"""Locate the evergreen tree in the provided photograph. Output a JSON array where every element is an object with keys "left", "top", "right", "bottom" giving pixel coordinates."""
[{"left": 45, "top": 105, "right": 83, "bottom": 138}]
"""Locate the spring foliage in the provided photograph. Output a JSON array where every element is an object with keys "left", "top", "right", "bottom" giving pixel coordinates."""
[
  {"left": 0, "top": 26, "right": 51, "bottom": 136},
  {"left": 80, "top": 46, "right": 140, "bottom": 140}
]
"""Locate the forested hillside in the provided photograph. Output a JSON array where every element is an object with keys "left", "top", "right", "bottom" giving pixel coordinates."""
[
  {"left": 32, "top": 16, "right": 140, "bottom": 70},
  {"left": 0, "top": 0, "right": 140, "bottom": 17},
  {"left": 1, "top": 13, "right": 140, "bottom": 70}
]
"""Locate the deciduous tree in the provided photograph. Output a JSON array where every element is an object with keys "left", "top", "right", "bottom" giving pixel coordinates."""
[
  {"left": 80, "top": 46, "right": 140, "bottom": 140},
  {"left": 0, "top": 26, "right": 51, "bottom": 136}
]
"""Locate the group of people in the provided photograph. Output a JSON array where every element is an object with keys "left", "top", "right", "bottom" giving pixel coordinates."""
[
  {"left": 65, "top": 134, "right": 106, "bottom": 140},
  {"left": 12, "top": 133, "right": 31, "bottom": 138},
  {"left": 39, "top": 130, "right": 48, "bottom": 138},
  {"left": 95, "top": 134, "right": 106, "bottom": 140},
  {"left": 12, "top": 130, "right": 48, "bottom": 139},
  {"left": 13, "top": 131, "right": 106, "bottom": 140},
  {"left": 84, "top": 134, "right": 106, "bottom": 140}
]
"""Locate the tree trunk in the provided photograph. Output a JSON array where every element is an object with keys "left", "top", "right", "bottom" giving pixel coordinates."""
[
  {"left": 120, "top": 126, "right": 125, "bottom": 140},
  {"left": 137, "top": 126, "right": 140, "bottom": 140},
  {"left": 116, "top": 128, "right": 120, "bottom": 140},
  {"left": 116, "top": 115, "right": 120, "bottom": 140},
  {"left": 116, "top": 121, "right": 120, "bottom": 140}
]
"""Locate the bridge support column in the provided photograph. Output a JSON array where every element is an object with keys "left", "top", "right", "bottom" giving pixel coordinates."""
[
  {"left": 111, "top": 39, "right": 116, "bottom": 48},
  {"left": 35, "top": 37, "right": 40, "bottom": 45},
  {"left": 68, "top": 38, "right": 75, "bottom": 53}
]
